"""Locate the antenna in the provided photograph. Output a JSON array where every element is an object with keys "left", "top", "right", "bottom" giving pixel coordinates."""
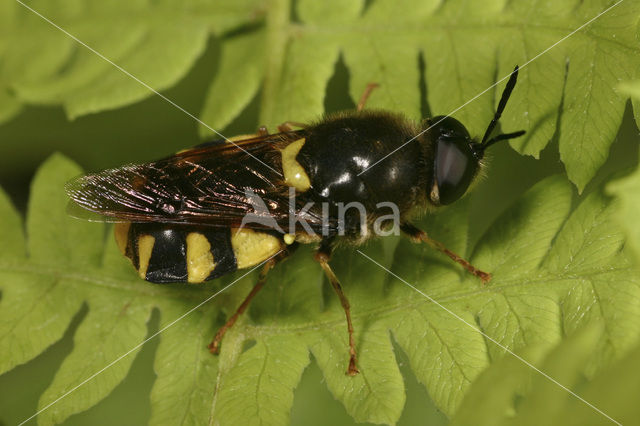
[{"left": 480, "top": 66, "right": 524, "bottom": 148}]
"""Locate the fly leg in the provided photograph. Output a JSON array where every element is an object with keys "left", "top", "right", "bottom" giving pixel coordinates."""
[
  {"left": 208, "top": 250, "right": 289, "bottom": 354},
  {"left": 357, "top": 83, "right": 380, "bottom": 111},
  {"left": 401, "top": 222, "right": 491, "bottom": 284},
  {"left": 314, "top": 240, "right": 359, "bottom": 376}
]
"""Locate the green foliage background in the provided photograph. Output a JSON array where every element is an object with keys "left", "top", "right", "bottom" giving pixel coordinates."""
[{"left": 1, "top": 0, "right": 640, "bottom": 425}]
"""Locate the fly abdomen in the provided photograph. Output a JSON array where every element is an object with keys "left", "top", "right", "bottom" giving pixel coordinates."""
[
  {"left": 115, "top": 223, "right": 284, "bottom": 284},
  {"left": 116, "top": 223, "right": 237, "bottom": 283}
]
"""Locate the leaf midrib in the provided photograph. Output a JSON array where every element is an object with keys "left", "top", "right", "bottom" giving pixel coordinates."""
[
  {"left": 0, "top": 257, "right": 630, "bottom": 320},
  {"left": 7, "top": 5, "right": 264, "bottom": 35},
  {"left": 238, "top": 265, "right": 635, "bottom": 338},
  {"left": 292, "top": 22, "right": 637, "bottom": 54},
  {"left": 0, "top": 260, "right": 214, "bottom": 300}
]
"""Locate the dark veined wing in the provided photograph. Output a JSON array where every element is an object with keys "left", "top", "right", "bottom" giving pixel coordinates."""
[{"left": 66, "top": 132, "right": 333, "bottom": 233}]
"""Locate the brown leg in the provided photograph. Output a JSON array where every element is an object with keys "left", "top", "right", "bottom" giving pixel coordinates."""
[
  {"left": 314, "top": 246, "right": 359, "bottom": 376},
  {"left": 400, "top": 223, "right": 491, "bottom": 284},
  {"left": 278, "top": 121, "right": 306, "bottom": 132},
  {"left": 357, "top": 82, "right": 380, "bottom": 112},
  {"left": 208, "top": 257, "right": 278, "bottom": 354}
]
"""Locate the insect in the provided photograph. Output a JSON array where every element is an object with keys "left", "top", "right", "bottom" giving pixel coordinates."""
[{"left": 66, "top": 66, "right": 524, "bottom": 376}]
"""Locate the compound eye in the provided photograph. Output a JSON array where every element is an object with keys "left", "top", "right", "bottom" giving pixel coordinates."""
[{"left": 434, "top": 138, "right": 477, "bottom": 205}]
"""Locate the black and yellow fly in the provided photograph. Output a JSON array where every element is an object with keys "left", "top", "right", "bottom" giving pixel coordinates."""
[{"left": 66, "top": 66, "right": 524, "bottom": 375}]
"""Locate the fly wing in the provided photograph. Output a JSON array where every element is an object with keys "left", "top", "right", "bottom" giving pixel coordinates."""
[{"left": 65, "top": 132, "right": 334, "bottom": 233}]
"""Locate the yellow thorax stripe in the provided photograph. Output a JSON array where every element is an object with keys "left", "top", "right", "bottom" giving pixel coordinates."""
[{"left": 280, "top": 138, "right": 311, "bottom": 192}]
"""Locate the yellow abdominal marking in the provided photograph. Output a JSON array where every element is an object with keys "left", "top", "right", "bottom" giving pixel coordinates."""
[
  {"left": 186, "top": 232, "right": 217, "bottom": 283},
  {"left": 231, "top": 228, "right": 282, "bottom": 269},
  {"left": 283, "top": 233, "right": 296, "bottom": 245},
  {"left": 280, "top": 138, "right": 311, "bottom": 192},
  {"left": 137, "top": 235, "right": 155, "bottom": 280},
  {"left": 114, "top": 222, "right": 131, "bottom": 255}
]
